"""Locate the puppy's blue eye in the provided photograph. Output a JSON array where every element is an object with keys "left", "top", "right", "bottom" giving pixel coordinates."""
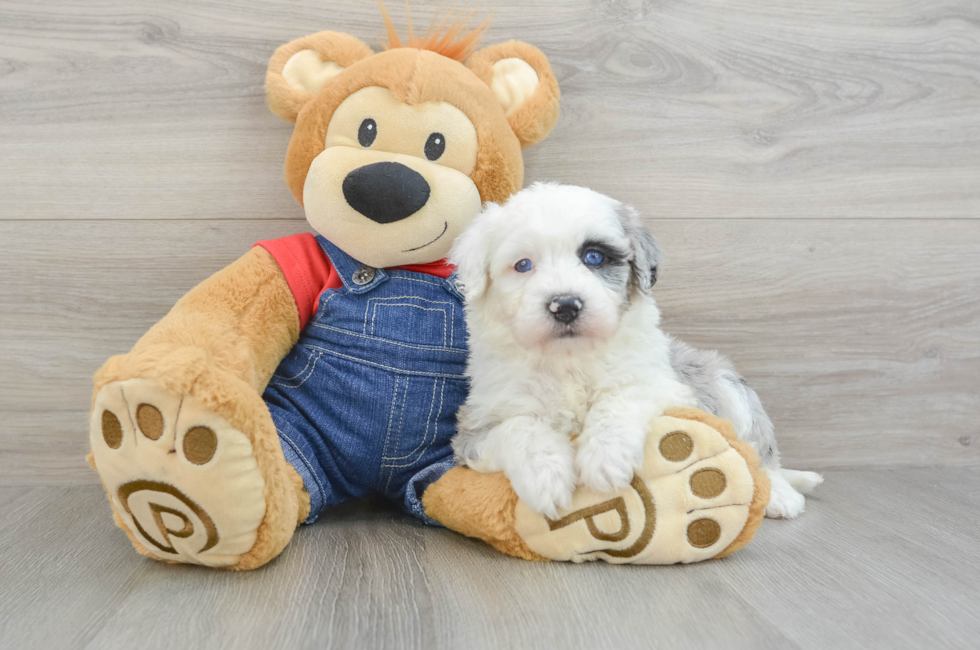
[
  {"left": 583, "top": 250, "right": 605, "bottom": 266},
  {"left": 515, "top": 259, "right": 534, "bottom": 273}
]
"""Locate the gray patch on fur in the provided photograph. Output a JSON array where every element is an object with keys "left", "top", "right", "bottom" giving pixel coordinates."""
[
  {"left": 594, "top": 259, "right": 631, "bottom": 287},
  {"left": 669, "top": 338, "right": 780, "bottom": 468},
  {"left": 577, "top": 238, "right": 631, "bottom": 296},
  {"left": 614, "top": 204, "right": 661, "bottom": 292},
  {"left": 594, "top": 261, "right": 631, "bottom": 305}
]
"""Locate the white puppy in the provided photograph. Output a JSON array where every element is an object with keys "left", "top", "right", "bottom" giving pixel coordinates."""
[{"left": 450, "top": 183, "right": 822, "bottom": 520}]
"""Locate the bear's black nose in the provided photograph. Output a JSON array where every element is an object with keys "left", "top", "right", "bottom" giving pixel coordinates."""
[{"left": 342, "top": 162, "right": 430, "bottom": 224}]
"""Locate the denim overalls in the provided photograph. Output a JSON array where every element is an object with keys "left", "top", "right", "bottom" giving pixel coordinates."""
[{"left": 263, "top": 237, "right": 469, "bottom": 524}]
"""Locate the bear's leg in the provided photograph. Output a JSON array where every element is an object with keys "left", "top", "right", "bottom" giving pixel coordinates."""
[
  {"left": 90, "top": 362, "right": 310, "bottom": 570},
  {"left": 423, "top": 408, "right": 769, "bottom": 564},
  {"left": 423, "top": 467, "right": 548, "bottom": 560},
  {"left": 89, "top": 247, "right": 310, "bottom": 570}
]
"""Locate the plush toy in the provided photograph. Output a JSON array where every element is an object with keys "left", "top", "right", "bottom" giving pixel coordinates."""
[{"left": 88, "top": 9, "right": 769, "bottom": 570}]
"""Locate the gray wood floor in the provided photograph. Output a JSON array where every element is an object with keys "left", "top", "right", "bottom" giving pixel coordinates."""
[
  {"left": 1, "top": 469, "right": 978, "bottom": 650},
  {"left": 1, "top": 1, "right": 978, "bottom": 648}
]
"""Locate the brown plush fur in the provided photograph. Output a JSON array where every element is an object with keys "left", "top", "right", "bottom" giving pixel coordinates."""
[
  {"left": 88, "top": 14, "right": 769, "bottom": 568},
  {"left": 280, "top": 47, "right": 528, "bottom": 206},
  {"left": 422, "top": 407, "right": 769, "bottom": 562},
  {"left": 113, "top": 247, "right": 301, "bottom": 393},
  {"left": 92, "top": 14, "right": 768, "bottom": 571},
  {"left": 266, "top": 26, "right": 560, "bottom": 207},
  {"left": 91, "top": 247, "right": 310, "bottom": 570},
  {"left": 379, "top": 4, "right": 490, "bottom": 62},
  {"left": 93, "top": 18, "right": 562, "bottom": 570},
  {"left": 266, "top": 32, "right": 374, "bottom": 123},
  {"left": 466, "top": 41, "right": 561, "bottom": 148},
  {"left": 422, "top": 467, "right": 548, "bottom": 561}
]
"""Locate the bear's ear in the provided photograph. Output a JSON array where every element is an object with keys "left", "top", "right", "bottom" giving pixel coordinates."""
[
  {"left": 266, "top": 31, "right": 374, "bottom": 123},
  {"left": 466, "top": 41, "right": 560, "bottom": 148}
]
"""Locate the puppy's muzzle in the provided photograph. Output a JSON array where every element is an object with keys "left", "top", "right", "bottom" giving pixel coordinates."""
[{"left": 548, "top": 295, "right": 583, "bottom": 324}]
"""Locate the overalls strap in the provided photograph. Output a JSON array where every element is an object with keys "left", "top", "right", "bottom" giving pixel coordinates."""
[{"left": 315, "top": 235, "right": 389, "bottom": 294}]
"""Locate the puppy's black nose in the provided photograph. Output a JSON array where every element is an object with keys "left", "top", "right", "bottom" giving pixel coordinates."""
[
  {"left": 343, "top": 162, "right": 430, "bottom": 224},
  {"left": 549, "top": 295, "right": 583, "bottom": 324}
]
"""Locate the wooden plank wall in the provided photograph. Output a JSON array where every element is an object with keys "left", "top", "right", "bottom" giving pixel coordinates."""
[{"left": 1, "top": 0, "right": 978, "bottom": 485}]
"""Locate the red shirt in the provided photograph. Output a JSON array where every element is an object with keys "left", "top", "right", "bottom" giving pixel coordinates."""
[{"left": 255, "top": 233, "right": 456, "bottom": 330}]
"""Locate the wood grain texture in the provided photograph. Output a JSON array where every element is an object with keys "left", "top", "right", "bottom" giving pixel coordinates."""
[
  {"left": 1, "top": 0, "right": 978, "bottom": 483},
  {"left": 1, "top": 4, "right": 977, "bottom": 649},
  {"left": 1, "top": 0, "right": 978, "bottom": 220},
  {"left": 1, "top": 218, "right": 977, "bottom": 485},
  {"left": 1, "top": 470, "right": 978, "bottom": 650}
]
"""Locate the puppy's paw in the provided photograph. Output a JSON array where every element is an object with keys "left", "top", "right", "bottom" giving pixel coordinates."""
[
  {"left": 765, "top": 469, "right": 806, "bottom": 519},
  {"left": 509, "top": 451, "right": 576, "bottom": 520},
  {"left": 575, "top": 434, "right": 644, "bottom": 495}
]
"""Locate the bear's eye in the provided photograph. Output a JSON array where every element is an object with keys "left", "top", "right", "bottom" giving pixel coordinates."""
[
  {"left": 514, "top": 259, "right": 534, "bottom": 273},
  {"left": 583, "top": 250, "right": 605, "bottom": 266},
  {"left": 424, "top": 132, "right": 446, "bottom": 161},
  {"left": 358, "top": 118, "right": 377, "bottom": 147}
]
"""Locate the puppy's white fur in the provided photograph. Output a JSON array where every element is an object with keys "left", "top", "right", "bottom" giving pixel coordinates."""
[{"left": 450, "top": 183, "right": 821, "bottom": 519}]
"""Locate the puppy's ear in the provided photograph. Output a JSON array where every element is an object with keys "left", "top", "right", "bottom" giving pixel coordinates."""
[
  {"left": 616, "top": 204, "right": 662, "bottom": 293},
  {"left": 466, "top": 41, "right": 560, "bottom": 148},
  {"left": 266, "top": 31, "right": 374, "bottom": 123},
  {"left": 449, "top": 203, "right": 502, "bottom": 301}
]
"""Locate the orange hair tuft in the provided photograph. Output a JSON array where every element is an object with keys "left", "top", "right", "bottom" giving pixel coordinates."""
[{"left": 379, "top": 2, "right": 491, "bottom": 62}]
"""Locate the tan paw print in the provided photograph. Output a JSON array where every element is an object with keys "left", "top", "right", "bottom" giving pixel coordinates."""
[
  {"left": 90, "top": 379, "right": 267, "bottom": 567},
  {"left": 514, "top": 414, "right": 761, "bottom": 564}
]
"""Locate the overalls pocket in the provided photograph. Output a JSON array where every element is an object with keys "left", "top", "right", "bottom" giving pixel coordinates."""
[
  {"left": 267, "top": 345, "right": 323, "bottom": 390},
  {"left": 363, "top": 294, "right": 459, "bottom": 349},
  {"left": 380, "top": 375, "right": 444, "bottom": 470}
]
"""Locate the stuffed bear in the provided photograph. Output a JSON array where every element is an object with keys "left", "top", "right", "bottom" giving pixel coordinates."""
[{"left": 88, "top": 11, "right": 769, "bottom": 570}]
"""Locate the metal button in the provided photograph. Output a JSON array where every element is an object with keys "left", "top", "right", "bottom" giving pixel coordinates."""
[
  {"left": 352, "top": 265, "right": 376, "bottom": 285},
  {"left": 454, "top": 280, "right": 466, "bottom": 294}
]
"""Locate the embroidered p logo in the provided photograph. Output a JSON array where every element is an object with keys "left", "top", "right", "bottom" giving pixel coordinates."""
[
  {"left": 545, "top": 476, "right": 656, "bottom": 558},
  {"left": 514, "top": 416, "right": 761, "bottom": 564},
  {"left": 117, "top": 480, "right": 219, "bottom": 555}
]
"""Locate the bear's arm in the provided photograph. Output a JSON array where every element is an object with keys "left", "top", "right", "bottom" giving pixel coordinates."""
[
  {"left": 117, "top": 245, "right": 302, "bottom": 394},
  {"left": 253, "top": 233, "right": 337, "bottom": 331}
]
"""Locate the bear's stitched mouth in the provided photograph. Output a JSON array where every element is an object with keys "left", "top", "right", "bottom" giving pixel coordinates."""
[{"left": 402, "top": 221, "right": 448, "bottom": 252}]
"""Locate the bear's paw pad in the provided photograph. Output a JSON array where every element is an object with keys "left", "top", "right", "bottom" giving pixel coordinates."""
[
  {"left": 514, "top": 415, "right": 757, "bottom": 564},
  {"left": 90, "top": 379, "right": 267, "bottom": 567}
]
